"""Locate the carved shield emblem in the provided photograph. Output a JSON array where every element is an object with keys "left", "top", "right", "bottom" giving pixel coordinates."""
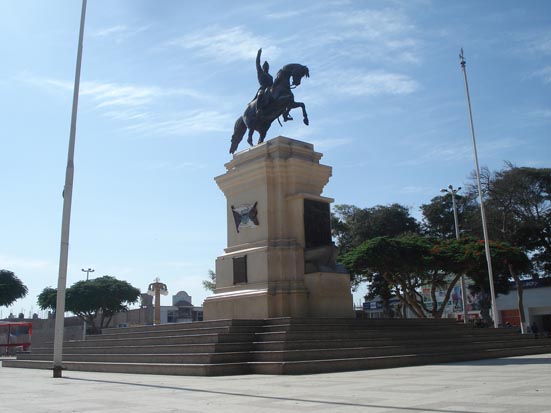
[{"left": 231, "top": 202, "right": 259, "bottom": 233}]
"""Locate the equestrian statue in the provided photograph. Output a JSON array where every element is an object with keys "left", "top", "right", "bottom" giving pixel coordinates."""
[{"left": 229, "top": 49, "right": 310, "bottom": 154}]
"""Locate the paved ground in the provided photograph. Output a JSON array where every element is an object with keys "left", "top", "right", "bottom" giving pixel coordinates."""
[{"left": 1, "top": 354, "right": 550, "bottom": 412}]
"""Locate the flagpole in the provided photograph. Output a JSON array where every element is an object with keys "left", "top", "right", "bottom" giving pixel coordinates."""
[
  {"left": 53, "top": 0, "right": 87, "bottom": 378},
  {"left": 459, "top": 48, "right": 499, "bottom": 328}
]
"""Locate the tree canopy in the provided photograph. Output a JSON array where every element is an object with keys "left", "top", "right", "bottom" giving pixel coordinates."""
[
  {"left": 37, "top": 275, "right": 141, "bottom": 334},
  {"left": 340, "top": 235, "right": 529, "bottom": 320},
  {"left": 0, "top": 269, "right": 28, "bottom": 307},
  {"left": 332, "top": 203, "right": 420, "bottom": 255},
  {"left": 420, "top": 192, "right": 479, "bottom": 239},
  {"left": 471, "top": 163, "right": 551, "bottom": 274}
]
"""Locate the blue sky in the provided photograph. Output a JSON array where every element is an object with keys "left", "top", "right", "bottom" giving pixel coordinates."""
[{"left": 1, "top": 0, "right": 550, "bottom": 316}]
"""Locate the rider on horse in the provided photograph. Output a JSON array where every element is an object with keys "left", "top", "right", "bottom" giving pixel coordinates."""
[
  {"left": 255, "top": 49, "right": 292, "bottom": 122},
  {"left": 255, "top": 49, "right": 273, "bottom": 118}
]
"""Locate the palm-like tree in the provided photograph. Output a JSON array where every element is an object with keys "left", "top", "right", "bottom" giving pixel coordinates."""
[{"left": 0, "top": 270, "right": 28, "bottom": 307}]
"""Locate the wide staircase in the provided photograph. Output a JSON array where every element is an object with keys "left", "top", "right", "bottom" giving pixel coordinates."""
[{"left": 3, "top": 318, "right": 550, "bottom": 376}]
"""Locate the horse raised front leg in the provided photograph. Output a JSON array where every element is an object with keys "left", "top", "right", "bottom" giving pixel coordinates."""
[
  {"left": 288, "top": 101, "right": 308, "bottom": 126},
  {"left": 247, "top": 128, "right": 254, "bottom": 146}
]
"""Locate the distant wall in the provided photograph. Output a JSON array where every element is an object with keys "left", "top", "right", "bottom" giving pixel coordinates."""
[{"left": 109, "top": 307, "right": 153, "bottom": 328}]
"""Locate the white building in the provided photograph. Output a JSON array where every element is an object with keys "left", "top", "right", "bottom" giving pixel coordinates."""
[
  {"left": 159, "top": 291, "right": 203, "bottom": 324},
  {"left": 496, "top": 279, "right": 551, "bottom": 333}
]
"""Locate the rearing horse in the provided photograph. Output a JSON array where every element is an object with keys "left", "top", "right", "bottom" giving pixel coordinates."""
[{"left": 229, "top": 63, "right": 310, "bottom": 154}]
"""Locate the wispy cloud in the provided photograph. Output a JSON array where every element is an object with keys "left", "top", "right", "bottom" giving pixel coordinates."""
[
  {"left": 0, "top": 255, "right": 52, "bottom": 271},
  {"left": 16, "top": 73, "right": 231, "bottom": 139},
  {"left": 18, "top": 74, "right": 209, "bottom": 108},
  {"left": 530, "top": 108, "right": 551, "bottom": 119},
  {"left": 309, "top": 137, "right": 354, "bottom": 151},
  {"left": 168, "top": 26, "right": 280, "bottom": 63},
  {"left": 533, "top": 66, "right": 551, "bottom": 84},
  {"left": 317, "top": 69, "right": 420, "bottom": 97},
  {"left": 397, "top": 185, "right": 432, "bottom": 195},
  {"left": 315, "top": 8, "right": 422, "bottom": 64},
  {"left": 526, "top": 31, "right": 551, "bottom": 55},
  {"left": 335, "top": 8, "right": 415, "bottom": 38},
  {"left": 144, "top": 161, "right": 208, "bottom": 171},
  {"left": 91, "top": 24, "right": 150, "bottom": 43},
  {"left": 123, "top": 110, "right": 232, "bottom": 137},
  {"left": 398, "top": 136, "right": 524, "bottom": 167}
]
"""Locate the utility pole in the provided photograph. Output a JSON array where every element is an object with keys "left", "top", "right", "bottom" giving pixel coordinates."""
[
  {"left": 441, "top": 185, "right": 469, "bottom": 324},
  {"left": 459, "top": 49, "right": 499, "bottom": 328},
  {"left": 53, "top": 0, "right": 87, "bottom": 378}
]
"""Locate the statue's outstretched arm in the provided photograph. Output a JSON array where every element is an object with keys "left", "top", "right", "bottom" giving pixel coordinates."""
[{"left": 256, "top": 48, "right": 262, "bottom": 72}]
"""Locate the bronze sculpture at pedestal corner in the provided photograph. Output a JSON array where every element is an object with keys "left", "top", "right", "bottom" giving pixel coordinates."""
[{"left": 229, "top": 49, "right": 310, "bottom": 154}]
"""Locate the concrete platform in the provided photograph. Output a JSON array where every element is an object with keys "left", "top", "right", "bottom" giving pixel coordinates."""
[{"left": 2, "top": 354, "right": 550, "bottom": 412}]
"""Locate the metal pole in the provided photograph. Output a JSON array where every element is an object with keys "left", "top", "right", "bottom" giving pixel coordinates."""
[
  {"left": 53, "top": 0, "right": 87, "bottom": 378},
  {"left": 450, "top": 186, "right": 469, "bottom": 324},
  {"left": 459, "top": 49, "right": 499, "bottom": 328}
]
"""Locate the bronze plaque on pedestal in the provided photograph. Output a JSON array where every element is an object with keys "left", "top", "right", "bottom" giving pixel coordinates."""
[
  {"left": 304, "top": 199, "right": 331, "bottom": 248},
  {"left": 233, "top": 256, "right": 248, "bottom": 284}
]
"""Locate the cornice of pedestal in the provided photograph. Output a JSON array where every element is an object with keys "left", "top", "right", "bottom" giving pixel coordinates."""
[
  {"left": 223, "top": 136, "right": 323, "bottom": 170},
  {"left": 215, "top": 136, "right": 332, "bottom": 194}
]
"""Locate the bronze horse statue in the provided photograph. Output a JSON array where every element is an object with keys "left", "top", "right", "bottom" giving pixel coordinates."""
[{"left": 229, "top": 63, "right": 310, "bottom": 154}]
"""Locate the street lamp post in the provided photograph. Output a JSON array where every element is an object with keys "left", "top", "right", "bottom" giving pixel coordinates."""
[
  {"left": 147, "top": 278, "right": 168, "bottom": 325},
  {"left": 81, "top": 268, "right": 94, "bottom": 281},
  {"left": 80, "top": 267, "right": 94, "bottom": 339},
  {"left": 441, "top": 185, "right": 469, "bottom": 324},
  {"left": 459, "top": 49, "right": 499, "bottom": 328}
]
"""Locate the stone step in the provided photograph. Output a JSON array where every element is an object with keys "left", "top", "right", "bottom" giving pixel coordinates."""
[
  {"left": 5, "top": 343, "right": 548, "bottom": 377},
  {"left": 56, "top": 332, "right": 256, "bottom": 348},
  {"left": 103, "top": 319, "right": 263, "bottom": 335},
  {"left": 91, "top": 325, "right": 258, "bottom": 341},
  {"left": 253, "top": 334, "right": 535, "bottom": 351},
  {"left": 262, "top": 317, "right": 459, "bottom": 326},
  {"left": 17, "top": 351, "right": 251, "bottom": 364},
  {"left": 253, "top": 328, "right": 518, "bottom": 342},
  {"left": 249, "top": 345, "right": 551, "bottom": 375},
  {"left": 1, "top": 359, "right": 250, "bottom": 376},
  {"left": 4, "top": 318, "right": 549, "bottom": 377},
  {"left": 30, "top": 342, "right": 253, "bottom": 355},
  {"left": 251, "top": 339, "right": 544, "bottom": 362}
]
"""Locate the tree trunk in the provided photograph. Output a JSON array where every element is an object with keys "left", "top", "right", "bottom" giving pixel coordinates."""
[
  {"left": 508, "top": 263, "right": 526, "bottom": 333},
  {"left": 433, "top": 274, "right": 462, "bottom": 319}
]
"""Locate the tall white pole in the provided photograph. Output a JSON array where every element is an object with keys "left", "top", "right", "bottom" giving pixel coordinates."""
[
  {"left": 459, "top": 49, "right": 499, "bottom": 328},
  {"left": 53, "top": 0, "right": 87, "bottom": 378}
]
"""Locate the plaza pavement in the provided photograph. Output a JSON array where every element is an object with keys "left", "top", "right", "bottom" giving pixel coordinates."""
[{"left": 1, "top": 354, "right": 550, "bottom": 412}]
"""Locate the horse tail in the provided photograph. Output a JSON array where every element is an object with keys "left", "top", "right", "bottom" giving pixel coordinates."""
[{"left": 230, "top": 116, "right": 247, "bottom": 154}]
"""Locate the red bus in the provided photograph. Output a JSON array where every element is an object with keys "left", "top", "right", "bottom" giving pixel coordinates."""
[{"left": 0, "top": 322, "right": 32, "bottom": 355}]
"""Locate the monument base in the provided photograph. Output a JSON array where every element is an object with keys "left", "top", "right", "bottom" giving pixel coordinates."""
[
  {"left": 203, "top": 271, "right": 354, "bottom": 320},
  {"left": 204, "top": 137, "right": 354, "bottom": 321},
  {"left": 203, "top": 284, "right": 309, "bottom": 320}
]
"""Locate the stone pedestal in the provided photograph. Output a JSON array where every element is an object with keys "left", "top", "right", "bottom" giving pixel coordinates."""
[{"left": 203, "top": 136, "right": 353, "bottom": 320}]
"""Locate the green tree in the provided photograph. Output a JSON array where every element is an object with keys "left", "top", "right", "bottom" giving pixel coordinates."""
[
  {"left": 420, "top": 192, "right": 479, "bottom": 239},
  {"left": 341, "top": 235, "right": 438, "bottom": 318},
  {"left": 202, "top": 270, "right": 216, "bottom": 292},
  {"left": 37, "top": 276, "right": 140, "bottom": 334},
  {"left": 341, "top": 235, "right": 530, "bottom": 321},
  {"left": 468, "top": 163, "right": 551, "bottom": 274},
  {"left": 453, "top": 237, "right": 531, "bottom": 324},
  {"left": 332, "top": 203, "right": 420, "bottom": 256},
  {"left": 0, "top": 270, "right": 28, "bottom": 307}
]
